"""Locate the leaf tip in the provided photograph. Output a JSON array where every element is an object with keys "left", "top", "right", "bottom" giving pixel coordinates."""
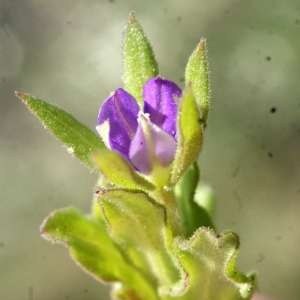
[
  {"left": 199, "top": 37, "right": 206, "bottom": 50},
  {"left": 128, "top": 11, "right": 137, "bottom": 24},
  {"left": 15, "top": 91, "right": 24, "bottom": 99}
]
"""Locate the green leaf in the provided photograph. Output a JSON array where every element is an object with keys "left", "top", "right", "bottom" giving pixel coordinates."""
[
  {"left": 41, "top": 207, "right": 159, "bottom": 300},
  {"left": 92, "top": 150, "right": 155, "bottom": 191},
  {"left": 185, "top": 38, "right": 210, "bottom": 126},
  {"left": 167, "top": 229, "right": 256, "bottom": 299},
  {"left": 123, "top": 12, "right": 159, "bottom": 107},
  {"left": 16, "top": 92, "right": 104, "bottom": 170},
  {"left": 175, "top": 163, "right": 215, "bottom": 237},
  {"left": 194, "top": 184, "right": 216, "bottom": 220},
  {"left": 169, "top": 84, "right": 203, "bottom": 186},
  {"left": 98, "top": 189, "right": 180, "bottom": 294}
]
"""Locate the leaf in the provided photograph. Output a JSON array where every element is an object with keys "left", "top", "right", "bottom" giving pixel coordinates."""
[
  {"left": 16, "top": 92, "right": 104, "bottom": 170},
  {"left": 169, "top": 84, "right": 203, "bottom": 186},
  {"left": 194, "top": 184, "right": 215, "bottom": 220},
  {"left": 92, "top": 150, "right": 155, "bottom": 191},
  {"left": 123, "top": 12, "right": 159, "bottom": 107},
  {"left": 41, "top": 207, "right": 159, "bottom": 300},
  {"left": 98, "top": 189, "right": 180, "bottom": 294},
  {"left": 185, "top": 38, "right": 210, "bottom": 126},
  {"left": 166, "top": 229, "right": 256, "bottom": 300},
  {"left": 175, "top": 163, "right": 215, "bottom": 237}
]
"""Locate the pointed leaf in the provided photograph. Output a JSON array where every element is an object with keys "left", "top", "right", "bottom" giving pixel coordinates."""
[
  {"left": 123, "top": 12, "right": 159, "bottom": 107},
  {"left": 169, "top": 85, "right": 203, "bottom": 186},
  {"left": 98, "top": 189, "right": 180, "bottom": 292},
  {"left": 167, "top": 229, "right": 256, "bottom": 299},
  {"left": 92, "top": 150, "right": 155, "bottom": 191},
  {"left": 175, "top": 163, "right": 215, "bottom": 237},
  {"left": 16, "top": 92, "right": 104, "bottom": 170},
  {"left": 185, "top": 38, "right": 210, "bottom": 125},
  {"left": 41, "top": 207, "right": 158, "bottom": 300}
]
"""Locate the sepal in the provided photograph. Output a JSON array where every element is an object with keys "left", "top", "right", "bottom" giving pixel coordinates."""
[
  {"left": 123, "top": 12, "right": 159, "bottom": 107},
  {"left": 185, "top": 38, "right": 210, "bottom": 126},
  {"left": 92, "top": 150, "right": 155, "bottom": 191},
  {"left": 169, "top": 84, "right": 203, "bottom": 186}
]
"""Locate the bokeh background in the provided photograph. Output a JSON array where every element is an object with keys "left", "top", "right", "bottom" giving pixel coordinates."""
[{"left": 1, "top": 0, "right": 299, "bottom": 299}]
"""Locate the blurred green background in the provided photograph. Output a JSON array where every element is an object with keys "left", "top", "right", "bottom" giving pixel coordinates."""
[{"left": 1, "top": 0, "right": 299, "bottom": 299}]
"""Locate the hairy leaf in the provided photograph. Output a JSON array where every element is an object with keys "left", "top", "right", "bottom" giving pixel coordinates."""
[
  {"left": 41, "top": 207, "right": 158, "bottom": 300},
  {"left": 16, "top": 92, "right": 104, "bottom": 170}
]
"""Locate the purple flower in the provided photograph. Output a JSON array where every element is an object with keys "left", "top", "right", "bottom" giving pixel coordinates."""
[{"left": 96, "top": 77, "right": 182, "bottom": 175}]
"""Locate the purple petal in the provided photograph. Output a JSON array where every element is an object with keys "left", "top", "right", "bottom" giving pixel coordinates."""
[
  {"left": 97, "top": 89, "right": 139, "bottom": 159},
  {"left": 128, "top": 122, "right": 152, "bottom": 174},
  {"left": 143, "top": 77, "right": 182, "bottom": 140},
  {"left": 129, "top": 112, "right": 177, "bottom": 174}
]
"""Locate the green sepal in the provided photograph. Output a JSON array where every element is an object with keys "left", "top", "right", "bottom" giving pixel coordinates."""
[
  {"left": 185, "top": 38, "right": 210, "bottom": 126},
  {"left": 16, "top": 92, "right": 104, "bottom": 170},
  {"left": 169, "top": 84, "right": 203, "bottom": 186},
  {"left": 92, "top": 150, "right": 155, "bottom": 191},
  {"left": 123, "top": 12, "right": 159, "bottom": 107},
  {"left": 168, "top": 229, "right": 256, "bottom": 299},
  {"left": 175, "top": 163, "right": 215, "bottom": 237},
  {"left": 98, "top": 189, "right": 180, "bottom": 293},
  {"left": 41, "top": 207, "right": 159, "bottom": 300}
]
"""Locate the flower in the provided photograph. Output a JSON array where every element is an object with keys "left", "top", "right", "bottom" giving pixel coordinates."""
[{"left": 96, "top": 76, "right": 182, "bottom": 175}]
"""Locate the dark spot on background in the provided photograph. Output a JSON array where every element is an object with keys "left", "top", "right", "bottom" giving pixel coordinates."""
[
  {"left": 83, "top": 288, "right": 89, "bottom": 293},
  {"left": 0, "top": 241, "right": 4, "bottom": 248},
  {"left": 164, "top": 7, "right": 168, "bottom": 13},
  {"left": 108, "top": 0, "right": 114, "bottom": 2},
  {"left": 266, "top": 56, "right": 271, "bottom": 61},
  {"left": 256, "top": 253, "right": 265, "bottom": 263},
  {"left": 270, "top": 107, "right": 277, "bottom": 113},
  {"left": 1, "top": 76, "right": 5, "bottom": 82},
  {"left": 268, "top": 152, "right": 273, "bottom": 158},
  {"left": 179, "top": 77, "right": 184, "bottom": 82},
  {"left": 177, "top": 16, "right": 182, "bottom": 22},
  {"left": 276, "top": 236, "right": 283, "bottom": 241},
  {"left": 66, "top": 21, "right": 72, "bottom": 26},
  {"left": 295, "top": 19, "right": 300, "bottom": 25}
]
